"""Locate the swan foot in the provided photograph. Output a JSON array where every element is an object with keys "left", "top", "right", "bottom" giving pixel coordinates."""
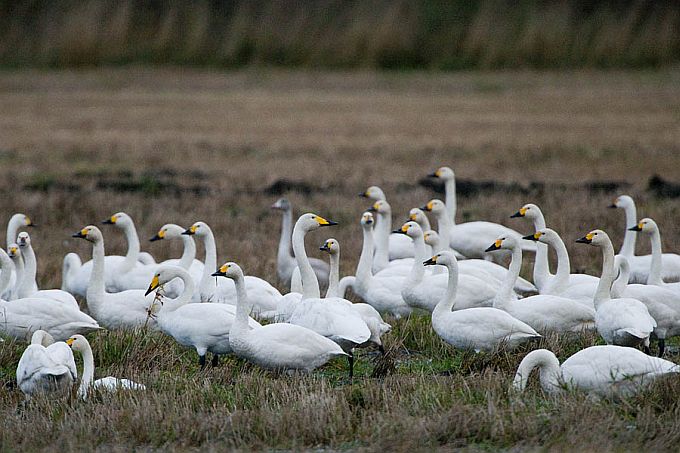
[
  {"left": 658, "top": 339, "right": 666, "bottom": 357},
  {"left": 199, "top": 355, "right": 206, "bottom": 369},
  {"left": 212, "top": 354, "right": 219, "bottom": 367}
]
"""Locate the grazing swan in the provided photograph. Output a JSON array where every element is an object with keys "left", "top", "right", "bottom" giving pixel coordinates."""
[
  {"left": 367, "top": 199, "right": 414, "bottom": 270},
  {"left": 15, "top": 232, "right": 79, "bottom": 308},
  {"left": 352, "top": 212, "right": 412, "bottom": 318},
  {"left": 424, "top": 251, "right": 540, "bottom": 352},
  {"left": 610, "top": 195, "right": 680, "bottom": 283},
  {"left": 320, "top": 238, "right": 391, "bottom": 352},
  {"left": 576, "top": 230, "right": 656, "bottom": 349},
  {"left": 182, "top": 221, "right": 282, "bottom": 314},
  {"left": 486, "top": 236, "right": 595, "bottom": 333},
  {"left": 212, "top": 262, "right": 347, "bottom": 373},
  {"left": 271, "top": 198, "right": 329, "bottom": 287},
  {"left": 16, "top": 330, "right": 76, "bottom": 399},
  {"left": 512, "top": 346, "right": 679, "bottom": 397},
  {"left": 145, "top": 265, "right": 261, "bottom": 368},
  {"left": 426, "top": 167, "right": 536, "bottom": 258},
  {"left": 286, "top": 213, "right": 370, "bottom": 377},
  {"left": 397, "top": 221, "right": 497, "bottom": 312},
  {"left": 73, "top": 226, "right": 157, "bottom": 330},
  {"left": 66, "top": 335, "right": 145, "bottom": 399}
]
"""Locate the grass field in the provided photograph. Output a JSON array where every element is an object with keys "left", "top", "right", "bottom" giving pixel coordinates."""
[{"left": 1, "top": 68, "right": 680, "bottom": 450}]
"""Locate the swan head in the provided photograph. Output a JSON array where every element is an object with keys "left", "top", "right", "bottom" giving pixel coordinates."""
[
  {"left": 421, "top": 199, "right": 446, "bottom": 214},
  {"left": 7, "top": 244, "right": 20, "bottom": 259},
  {"left": 609, "top": 195, "right": 634, "bottom": 209},
  {"left": 361, "top": 212, "right": 375, "bottom": 228},
  {"left": 423, "top": 250, "right": 457, "bottom": 268},
  {"left": 320, "top": 238, "right": 340, "bottom": 255},
  {"left": 575, "top": 229, "right": 609, "bottom": 246},
  {"left": 359, "top": 186, "right": 386, "bottom": 201},
  {"left": 65, "top": 334, "right": 88, "bottom": 352},
  {"left": 102, "top": 212, "right": 132, "bottom": 228},
  {"left": 423, "top": 230, "right": 440, "bottom": 247},
  {"left": 12, "top": 213, "right": 35, "bottom": 228},
  {"left": 182, "top": 221, "right": 210, "bottom": 237},
  {"left": 408, "top": 208, "right": 428, "bottom": 225},
  {"left": 485, "top": 235, "right": 519, "bottom": 252},
  {"left": 510, "top": 203, "right": 540, "bottom": 219},
  {"left": 270, "top": 198, "right": 291, "bottom": 211},
  {"left": 72, "top": 225, "right": 103, "bottom": 243},
  {"left": 150, "top": 224, "right": 185, "bottom": 242},
  {"left": 16, "top": 231, "right": 30, "bottom": 248},
  {"left": 295, "top": 213, "right": 338, "bottom": 232},
  {"left": 393, "top": 221, "right": 423, "bottom": 239},
  {"left": 145, "top": 265, "right": 185, "bottom": 296},
  {"left": 211, "top": 261, "right": 243, "bottom": 279},
  {"left": 521, "top": 228, "right": 557, "bottom": 244},
  {"left": 428, "top": 166, "right": 454, "bottom": 180},
  {"left": 628, "top": 218, "right": 658, "bottom": 235},
  {"left": 367, "top": 200, "right": 390, "bottom": 215}
]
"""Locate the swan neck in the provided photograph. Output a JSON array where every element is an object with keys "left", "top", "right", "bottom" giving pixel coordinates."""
[
  {"left": 18, "top": 244, "right": 37, "bottom": 298},
  {"left": 494, "top": 246, "right": 521, "bottom": 308},
  {"left": 647, "top": 229, "right": 664, "bottom": 285},
  {"left": 513, "top": 350, "right": 561, "bottom": 393},
  {"left": 551, "top": 235, "right": 572, "bottom": 286},
  {"left": 0, "top": 252, "right": 14, "bottom": 296},
  {"left": 373, "top": 211, "right": 391, "bottom": 269},
  {"left": 88, "top": 238, "right": 106, "bottom": 301},
  {"left": 620, "top": 203, "right": 637, "bottom": 257},
  {"left": 78, "top": 342, "right": 96, "bottom": 399},
  {"left": 277, "top": 208, "right": 294, "bottom": 266},
  {"left": 198, "top": 228, "right": 218, "bottom": 301},
  {"left": 6, "top": 216, "right": 21, "bottom": 249},
  {"left": 355, "top": 226, "right": 374, "bottom": 289},
  {"left": 435, "top": 210, "right": 452, "bottom": 246},
  {"left": 159, "top": 270, "right": 194, "bottom": 314},
  {"left": 121, "top": 222, "right": 141, "bottom": 272},
  {"left": 532, "top": 214, "right": 550, "bottom": 288},
  {"left": 407, "top": 235, "right": 427, "bottom": 283},
  {"left": 292, "top": 224, "right": 320, "bottom": 299},
  {"left": 11, "top": 256, "right": 24, "bottom": 300},
  {"left": 178, "top": 235, "right": 196, "bottom": 269},
  {"left": 444, "top": 178, "right": 457, "bottom": 224},
  {"left": 433, "top": 263, "right": 457, "bottom": 317},
  {"left": 231, "top": 273, "right": 252, "bottom": 331},
  {"left": 594, "top": 240, "right": 615, "bottom": 306},
  {"left": 325, "top": 253, "right": 340, "bottom": 298}
]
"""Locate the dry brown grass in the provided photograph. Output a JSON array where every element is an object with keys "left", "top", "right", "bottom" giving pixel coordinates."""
[{"left": 0, "top": 68, "right": 680, "bottom": 450}]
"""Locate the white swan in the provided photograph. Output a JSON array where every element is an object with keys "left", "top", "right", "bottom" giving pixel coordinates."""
[
  {"left": 486, "top": 235, "right": 595, "bottom": 333},
  {"left": 16, "top": 330, "right": 77, "bottom": 398},
  {"left": 352, "top": 212, "right": 412, "bottom": 318},
  {"left": 575, "top": 230, "right": 656, "bottom": 349},
  {"left": 630, "top": 218, "right": 680, "bottom": 289},
  {"left": 424, "top": 251, "right": 540, "bottom": 352},
  {"left": 271, "top": 198, "right": 329, "bottom": 287},
  {"left": 66, "top": 334, "right": 145, "bottom": 399},
  {"left": 512, "top": 346, "right": 679, "bottom": 397},
  {"left": 610, "top": 195, "right": 680, "bottom": 283},
  {"left": 72, "top": 226, "right": 157, "bottom": 330},
  {"left": 286, "top": 213, "right": 371, "bottom": 377},
  {"left": 367, "top": 199, "right": 414, "bottom": 270},
  {"left": 320, "top": 238, "right": 391, "bottom": 353},
  {"left": 212, "top": 262, "right": 347, "bottom": 372},
  {"left": 182, "top": 221, "right": 282, "bottom": 314},
  {"left": 1, "top": 214, "right": 29, "bottom": 299},
  {"left": 145, "top": 265, "right": 261, "bottom": 368},
  {"left": 426, "top": 166, "right": 536, "bottom": 258}
]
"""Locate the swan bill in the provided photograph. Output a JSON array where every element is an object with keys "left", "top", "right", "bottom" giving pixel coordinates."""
[
  {"left": 522, "top": 232, "right": 542, "bottom": 241},
  {"left": 628, "top": 224, "right": 643, "bottom": 232},
  {"left": 314, "top": 216, "right": 338, "bottom": 227},
  {"left": 102, "top": 216, "right": 117, "bottom": 225},
  {"left": 485, "top": 239, "right": 503, "bottom": 252},
  {"left": 72, "top": 229, "right": 88, "bottom": 239},
  {"left": 211, "top": 264, "right": 229, "bottom": 277},
  {"left": 423, "top": 256, "right": 438, "bottom": 266},
  {"left": 575, "top": 233, "right": 593, "bottom": 244},
  {"left": 145, "top": 275, "right": 160, "bottom": 296}
]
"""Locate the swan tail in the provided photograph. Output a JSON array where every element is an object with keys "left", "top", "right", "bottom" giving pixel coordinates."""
[
  {"left": 619, "top": 328, "right": 649, "bottom": 340},
  {"left": 61, "top": 253, "right": 82, "bottom": 291}
]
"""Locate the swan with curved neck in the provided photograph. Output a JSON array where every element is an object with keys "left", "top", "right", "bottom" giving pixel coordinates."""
[
  {"left": 67, "top": 334, "right": 145, "bottom": 399},
  {"left": 182, "top": 221, "right": 281, "bottom": 313},
  {"left": 575, "top": 229, "right": 656, "bottom": 348},
  {"left": 424, "top": 251, "right": 540, "bottom": 352},
  {"left": 513, "top": 346, "right": 680, "bottom": 396},
  {"left": 145, "top": 265, "right": 260, "bottom": 368},
  {"left": 486, "top": 235, "right": 595, "bottom": 332},
  {"left": 6, "top": 213, "right": 34, "bottom": 249},
  {"left": 271, "top": 198, "right": 329, "bottom": 287},
  {"left": 16, "top": 329, "right": 76, "bottom": 399},
  {"left": 212, "top": 262, "right": 347, "bottom": 372}
]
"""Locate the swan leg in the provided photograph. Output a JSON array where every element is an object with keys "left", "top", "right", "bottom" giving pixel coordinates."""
[
  {"left": 348, "top": 353, "right": 354, "bottom": 379},
  {"left": 211, "top": 354, "right": 219, "bottom": 367},
  {"left": 378, "top": 344, "right": 385, "bottom": 355},
  {"left": 199, "top": 354, "right": 206, "bottom": 369},
  {"left": 643, "top": 345, "right": 651, "bottom": 355},
  {"left": 658, "top": 339, "right": 666, "bottom": 357}
]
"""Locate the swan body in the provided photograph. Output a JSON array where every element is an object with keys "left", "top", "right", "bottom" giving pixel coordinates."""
[
  {"left": 425, "top": 251, "right": 540, "bottom": 352},
  {"left": 67, "top": 334, "right": 145, "bottom": 399},
  {"left": 488, "top": 235, "right": 595, "bottom": 333},
  {"left": 576, "top": 229, "right": 656, "bottom": 348},
  {"left": 513, "top": 346, "right": 679, "bottom": 396},
  {"left": 16, "top": 330, "right": 77, "bottom": 398},
  {"left": 271, "top": 198, "right": 329, "bottom": 287},
  {"left": 213, "top": 262, "right": 347, "bottom": 372},
  {"left": 631, "top": 217, "right": 680, "bottom": 292}
]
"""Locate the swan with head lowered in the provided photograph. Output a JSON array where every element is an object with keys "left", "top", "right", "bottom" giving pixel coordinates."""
[
  {"left": 212, "top": 262, "right": 347, "bottom": 373},
  {"left": 72, "top": 225, "right": 157, "bottom": 330},
  {"left": 145, "top": 265, "right": 261, "bottom": 368},
  {"left": 182, "top": 221, "right": 282, "bottom": 315},
  {"left": 16, "top": 330, "right": 77, "bottom": 399},
  {"left": 66, "top": 334, "right": 145, "bottom": 399},
  {"left": 271, "top": 198, "right": 329, "bottom": 287},
  {"left": 512, "top": 346, "right": 679, "bottom": 397},
  {"left": 575, "top": 229, "right": 656, "bottom": 349},
  {"left": 486, "top": 235, "right": 595, "bottom": 333},
  {"left": 609, "top": 195, "right": 680, "bottom": 283},
  {"left": 426, "top": 167, "right": 536, "bottom": 259},
  {"left": 424, "top": 251, "right": 540, "bottom": 352}
]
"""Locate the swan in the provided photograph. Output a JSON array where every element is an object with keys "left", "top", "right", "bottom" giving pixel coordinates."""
[
  {"left": 145, "top": 265, "right": 261, "bottom": 368},
  {"left": 149, "top": 223, "right": 204, "bottom": 302},
  {"left": 16, "top": 330, "right": 76, "bottom": 399},
  {"left": 486, "top": 235, "right": 595, "bottom": 333},
  {"left": 575, "top": 230, "right": 656, "bottom": 349},
  {"left": 630, "top": 218, "right": 680, "bottom": 289},
  {"left": 182, "top": 221, "right": 282, "bottom": 314},
  {"left": 72, "top": 226, "right": 157, "bottom": 330},
  {"left": 424, "top": 251, "right": 540, "bottom": 352},
  {"left": 397, "top": 222, "right": 497, "bottom": 312},
  {"left": 412, "top": 208, "right": 466, "bottom": 259},
  {"left": 66, "top": 334, "right": 145, "bottom": 399},
  {"left": 0, "top": 214, "right": 29, "bottom": 299},
  {"left": 271, "top": 198, "right": 329, "bottom": 287},
  {"left": 320, "top": 238, "right": 391, "bottom": 353},
  {"left": 351, "top": 212, "right": 412, "bottom": 318},
  {"left": 15, "top": 232, "right": 79, "bottom": 308},
  {"left": 512, "top": 346, "right": 679, "bottom": 397},
  {"left": 511, "top": 203, "right": 596, "bottom": 291},
  {"left": 426, "top": 166, "right": 536, "bottom": 258},
  {"left": 367, "top": 199, "right": 414, "bottom": 270},
  {"left": 286, "top": 213, "right": 371, "bottom": 377},
  {"left": 610, "top": 195, "right": 680, "bottom": 283},
  {"left": 212, "top": 262, "right": 347, "bottom": 373}
]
